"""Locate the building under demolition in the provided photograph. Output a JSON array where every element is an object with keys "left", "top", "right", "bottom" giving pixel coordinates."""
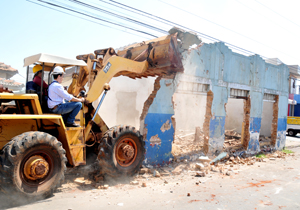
[{"left": 97, "top": 29, "right": 289, "bottom": 165}]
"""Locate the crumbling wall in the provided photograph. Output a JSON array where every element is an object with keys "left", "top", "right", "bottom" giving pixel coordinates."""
[
  {"left": 241, "top": 96, "right": 251, "bottom": 149},
  {"left": 271, "top": 95, "right": 279, "bottom": 146},
  {"left": 177, "top": 34, "right": 289, "bottom": 155},
  {"left": 275, "top": 95, "right": 288, "bottom": 150},
  {"left": 141, "top": 75, "right": 177, "bottom": 165},
  {"left": 203, "top": 90, "right": 213, "bottom": 153}
]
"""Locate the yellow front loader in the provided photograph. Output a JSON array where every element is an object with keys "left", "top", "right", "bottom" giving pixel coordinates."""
[{"left": 0, "top": 33, "right": 183, "bottom": 200}]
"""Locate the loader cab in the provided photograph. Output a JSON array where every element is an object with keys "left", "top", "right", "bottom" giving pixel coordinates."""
[{"left": 23, "top": 53, "right": 87, "bottom": 113}]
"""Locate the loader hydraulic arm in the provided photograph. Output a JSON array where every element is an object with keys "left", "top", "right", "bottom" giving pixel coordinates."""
[
  {"left": 85, "top": 56, "right": 148, "bottom": 103},
  {"left": 69, "top": 33, "right": 183, "bottom": 143}
]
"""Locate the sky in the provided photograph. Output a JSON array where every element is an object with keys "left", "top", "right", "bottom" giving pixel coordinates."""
[{"left": 1, "top": 0, "right": 300, "bottom": 83}]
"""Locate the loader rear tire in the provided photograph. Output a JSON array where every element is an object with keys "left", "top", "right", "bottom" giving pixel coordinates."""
[
  {"left": 97, "top": 125, "right": 145, "bottom": 177},
  {"left": 0, "top": 132, "right": 66, "bottom": 200}
]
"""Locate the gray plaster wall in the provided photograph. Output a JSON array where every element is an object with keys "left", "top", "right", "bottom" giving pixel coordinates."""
[{"left": 173, "top": 93, "right": 206, "bottom": 132}]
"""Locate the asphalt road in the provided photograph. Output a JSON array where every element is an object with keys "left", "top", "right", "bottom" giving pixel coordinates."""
[{"left": 1, "top": 137, "right": 300, "bottom": 210}]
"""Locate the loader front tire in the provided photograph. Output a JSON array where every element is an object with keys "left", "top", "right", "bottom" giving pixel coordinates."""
[
  {"left": 97, "top": 125, "right": 145, "bottom": 177},
  {"left": 0, "top": 132, "right": 66, "bottom": 200}
]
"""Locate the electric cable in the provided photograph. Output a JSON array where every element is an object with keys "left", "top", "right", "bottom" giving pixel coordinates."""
[
  {"left": 67, "top": 0, "right": 168, "bottom": 34},
  {"left": 28, "top": 0, "right": 299, "bottom": 66},
  {"left": 158, "top": 0, "right": 298, "bottom": 60},
  {"left": 35, "top": 0, "right": 158, "bottom": 38},
  {"left": 108, "top": 0, "right": 259, "bottom": 56},
  {"left": 255, "top": 0, "right": 300, "bottom": 29},
  {"left": 234, "top": 0, "right": 296, "bottom": 36}
]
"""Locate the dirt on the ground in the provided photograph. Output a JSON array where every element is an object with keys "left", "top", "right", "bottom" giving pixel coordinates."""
[
  {"left": 172, "top": 129, "right": 276, "bottom": 160},
  {"left": 59, "top": 143, "right": 294, "bottom": 194}
]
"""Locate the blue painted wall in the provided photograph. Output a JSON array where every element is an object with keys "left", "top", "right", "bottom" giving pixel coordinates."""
[
  {"left": 144, "top": 38, "right": 289, "bottom": 163},
  {"left": 179, "top": 41, "right": 289, "bottom": 154},
  {"left": 143, "top": 78, "right": 176, "bottom": 165}
]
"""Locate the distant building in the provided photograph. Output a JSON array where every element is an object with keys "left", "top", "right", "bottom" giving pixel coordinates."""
[
  {"left": 265, "top": 58, "right": 300, "bottom": 116},
  {"left": 0, "top": 62, "right": 24, "bottom": 91}
]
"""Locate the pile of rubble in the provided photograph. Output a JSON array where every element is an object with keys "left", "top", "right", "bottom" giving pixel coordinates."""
[
  {"left": 172, "top": 129, "right": 204, "bottom": 158},
  {"left": 223, "top": 129, "right": 241, "bottom": 147},
  {"left": 59, "top": 149, "right": 294, "bottom": 192}
]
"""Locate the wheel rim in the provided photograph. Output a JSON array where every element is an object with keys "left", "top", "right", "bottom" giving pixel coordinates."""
[
  {"left": 289, "top": 131, "right": 294, "bottom": 135},
  {"left": 115, "top": 137, "right": 137, "bottom": 167},
  {"left": 20, "top": 149, "right": 54, "bottom": 188},
  {"left": 23, "top": 155, "right": 49, "bottom": 180}
]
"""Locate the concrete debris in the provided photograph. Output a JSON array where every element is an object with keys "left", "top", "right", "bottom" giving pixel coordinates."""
[
  {"left": 62, "top": 144, "right": 292, "bottom": 196},
  {"left": 210, "top": 152, "right": 228, "bottom": 164},
  {"left": 153, "top": 170, "right": 161, "bottom": 177},
  {"left": 172, "top": 130, "right": 204, "bottom": 160},
  {"left": 196, "top": 171, "right": 205, "bottom": 177},
  {"left": 226, "top": 171, "right": 231, "bottom": 176},
  {"left": 172, "top": 164, "right": 186, "bottom": 175},
  {"left": 130, "top": 181, "right": 139, "bottom": 185},
  {"left": 93, "top": 175, "right": 104, "bottom": 182},
  {"left": 198, "top": 156, "right": 211, "bottom": 163},
  {"left": 160, "top": 171, "right": 170, "bottom": 176},
  {"left": 195, "top": 163, "right": 205, "bottom": 171},
  {"left": 139, "top": 168, "right": 149, "bottom": 175},
  {"left": 169, "top": 27, "right": 202, "bottom": 50},
  {"left": 74, "top": 177, "right": 86, "bottom": 185}
]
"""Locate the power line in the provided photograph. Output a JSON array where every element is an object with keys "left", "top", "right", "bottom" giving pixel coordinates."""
[
  {"left": 108, "top": 0, "right": 260, "bottom": 56},
  {"left": 34, "top": 0, "right": 159, "bottom": 38},
  {"left": 234, "top": 0, "right": 297, "bottom": 37},
  {"left": 67, "top": 0, "right": 168, "bottom": 34},
  {"left": 27, "top": 0, "right": 153, "bottom": 41},
  {"left": 158, "top": 0, "right": 298, "bottom": 60},
  {"left": 89, "top": 0, "right": 169, "bottom": 32},
  {"left": 28, "top": 0, "right": 299, "bottom": 65},
  {"left": 254, "top": 0, "right": 300, "bottom": 29}
]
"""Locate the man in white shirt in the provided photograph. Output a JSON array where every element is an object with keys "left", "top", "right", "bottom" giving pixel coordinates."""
[{"left": 48, "top": 66, "right": 85, "bottom": 127}]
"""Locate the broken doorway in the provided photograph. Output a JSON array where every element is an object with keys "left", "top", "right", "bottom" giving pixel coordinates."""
[
  {"left": 224, "top": 89, "right": 250, "bottom": 152},
  {"left": 260, "top": 94, "right": 278, "bottom": 147},
  {"left": 172, "top": 81, "right": 209, "bottom": 159}
]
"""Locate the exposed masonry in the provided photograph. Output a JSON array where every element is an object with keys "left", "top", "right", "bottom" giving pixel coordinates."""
[
  {"left": 141, "top": 28, "right": 289, "bottom": 163},
  {"left": 140, "top": 76, "right": 162, "bottom": 121},
  {"left": 271, "top": 95, "right": 279, "bottom": 146},
  {"left": 242, "top": 97, "right": 251, "bottom": 149},
  {"left": 149, "top": 134, "right": 161, "bottom": 146},
  {"left": 203, "top": 90, "right": 213, "bottom": 154},
  {"left": 160, "top": 120, "right": 171, "bottom": 133},
  {"left": 140, "top": 76, "right": 162, "bottom": 140}
]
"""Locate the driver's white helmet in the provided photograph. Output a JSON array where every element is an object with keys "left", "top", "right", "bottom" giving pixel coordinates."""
[{"left": 51, "top": 66, "right": 65, "bottom": 75}]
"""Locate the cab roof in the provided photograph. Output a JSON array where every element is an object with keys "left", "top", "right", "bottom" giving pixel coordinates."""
[{"left": 24, "top": 53, "right": 87, "bottom": 70}]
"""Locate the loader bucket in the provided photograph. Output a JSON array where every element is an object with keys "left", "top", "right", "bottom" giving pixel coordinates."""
[{"left": 108, "top": 33, "right": 183, "bottom": 79}]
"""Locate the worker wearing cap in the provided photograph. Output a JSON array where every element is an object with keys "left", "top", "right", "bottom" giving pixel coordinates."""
[
  {"left": 32, "top": 65, "right": 48, "bottom": 95},
  {"left": 48, "top": 66, "right": 85, "bottom": 127}
]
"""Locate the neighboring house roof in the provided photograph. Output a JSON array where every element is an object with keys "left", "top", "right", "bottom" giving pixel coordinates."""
[
  {"left": 0, "top": 77, "right": 24, "bottom": 87},
  {"left": 288, "top": 65, "right": 300, "bottom": 77},
  {"left": 0, "top": 62, "right": 18, "bottom": 72},
  {"left": 0, "top": 62, "right": 18, "bottom": 79}
]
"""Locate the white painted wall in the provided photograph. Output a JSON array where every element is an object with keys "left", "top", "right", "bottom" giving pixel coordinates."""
[
  {"left": 225, "top": 98, "right": 273, "bottom": 136},
  {"left": 173, "top": 93, "right": 206, "bottom": 132},
  {"left": 260, "top": 101, "right": 273, "bottom": 137},
  {"left": 96, "top": 76, "right": 156, "bottom": 129},
  {"left": 225, "top": 98, "right": 244, "bottom": 133}
]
